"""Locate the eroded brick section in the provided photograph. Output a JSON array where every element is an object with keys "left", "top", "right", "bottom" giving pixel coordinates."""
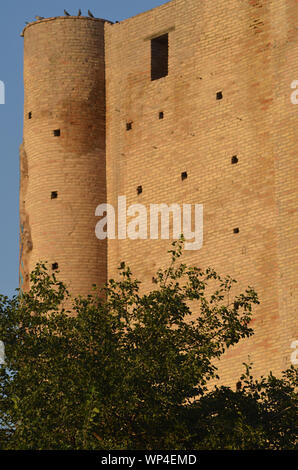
[{"left": 19, "top": 140, "right": 32, "bottom": 291}]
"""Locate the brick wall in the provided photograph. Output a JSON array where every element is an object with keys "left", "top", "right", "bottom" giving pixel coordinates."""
[
  {"left": 20, "top": 0, "right": 297, "bottom": 386},
  {"left": 21, "top": 16, "right": 108, "bottom": 299},
  {"left": 105, "top": 0, "right": 297, "bottom": 386}
]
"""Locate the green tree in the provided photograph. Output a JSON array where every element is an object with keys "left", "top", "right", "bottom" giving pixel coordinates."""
[{"left": 0, "top": 239, "right": 296, "bottom": 449}]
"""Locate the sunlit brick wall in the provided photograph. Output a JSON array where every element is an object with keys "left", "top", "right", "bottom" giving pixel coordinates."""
[{"left": 105, "top": 0, "right": 297, "bottom": 386}]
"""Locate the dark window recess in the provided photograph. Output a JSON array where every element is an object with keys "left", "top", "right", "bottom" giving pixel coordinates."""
[
  {"left": 28, "top": 112, "right": 32, "bottom": 119},
  {"left": 181, "top": 171, "right": 188, "bottom": 181},
  {"left": 216, "top": 91, "right": 223, "bottom": 100},
  {"left": 151, "top": 34, "right": 168, "bottom": 81},
  {"left": 53, "top": 129, "right": 60, "bottom": 137},
  {"left": 51, "top": 191, "right": 58, "bottom": 199},
  {"left": 52, "top": 263, "right": 59, "bottom": 270},
  {"left": 231, "top": 155, "right": 239, "bottom": 164},
  {"left": 137, "top": 185, "right": 143, "bottom": 195},
  {"left": 159, "top": 111, "right": 164, "bottom": 119},
  {"left": 233, "top": 228, "right": 240, "bottom": 234},
  {"left": 126, "top": 122, "right": 133, "bottom": 131}
]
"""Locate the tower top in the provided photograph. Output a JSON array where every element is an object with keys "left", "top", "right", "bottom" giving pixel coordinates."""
[{"left": 20, "top": 15, "right": 112, "bottom": 37}]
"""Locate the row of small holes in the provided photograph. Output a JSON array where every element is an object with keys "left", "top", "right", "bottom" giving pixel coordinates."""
[
  {"left": 137, "top": 171, "right": 187, "bottom": 195},
  {"left": 127, "top": 112, "right": 164, "bottom": 131},
  {"left": 136, "top": 159, "right": 238, "bottom": 197}
]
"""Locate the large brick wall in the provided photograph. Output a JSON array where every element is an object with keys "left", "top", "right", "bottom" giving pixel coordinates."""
[
  {"left": 20, "top": 0, "right": 297, "bottom": 386},
  {"left": 105, "top": 0, "right": 297, "bottom": 386},
  {"left": 21, "top": 16, "right": 108, "bottom": 298}
]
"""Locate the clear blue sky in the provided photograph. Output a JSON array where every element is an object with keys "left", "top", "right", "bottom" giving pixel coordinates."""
[{"left": 0, "top": 0, "right": 168, "bottom": 298}]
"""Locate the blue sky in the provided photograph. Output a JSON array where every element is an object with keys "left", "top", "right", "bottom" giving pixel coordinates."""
[{"left": 0, "top": 0, "right": 168, "bottom": 298}]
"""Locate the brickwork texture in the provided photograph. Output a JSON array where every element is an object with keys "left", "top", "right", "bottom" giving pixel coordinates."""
[{"left": 20, "top": 0, "right": 297, "bottom": 386}]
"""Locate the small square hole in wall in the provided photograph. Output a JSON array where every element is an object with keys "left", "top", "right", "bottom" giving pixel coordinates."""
[
  {"left": 53, "top": 129, "right": 60, "bottom": 137},
  {"left": 231, "top": 156, "right": 239, "bottom": 164},
  {"left": 28, "top": 112, "right": 32, "bottom": 119},
  {"left": 233, "top": 228, "right": 240, "bottom": 234},
  {"left": 51, "top": 191, "right": 58, "bottom": 199},
  {"left": 159, "top": 111, "right": 164, "bottom": 119},
  {"left": 216, "top": 91, "right": 223, "bottom": 100},
  {"left": 137, "top": 185, "right": 143, "bottom": 195},
  {"left": 181, "top": 171, "right": 188, "bottom": 181},
  {"left": 126, "top": 122, "right": 133, "bottom": 131},
  {"left": 52, "top": 262, "right": 59, "bottom": 270}
]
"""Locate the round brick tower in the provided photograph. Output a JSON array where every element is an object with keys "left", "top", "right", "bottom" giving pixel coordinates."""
[{"left": 20, "top": 16, "right": 108, "bottom": 298}]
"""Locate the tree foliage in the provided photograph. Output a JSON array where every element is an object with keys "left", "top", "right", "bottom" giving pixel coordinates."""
[{"left": 0, "top": 239, "right": 296, "bottom": 449}]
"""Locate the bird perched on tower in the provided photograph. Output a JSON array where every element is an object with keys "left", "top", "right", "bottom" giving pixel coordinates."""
[
  {"left": 77, "top": 9, "right": 82, "bottom": 16},
  {"left": 35, "top": 16, "right": 44, "bottom": 20},
  {"left": 88, "top": 10, "right": 94, "bottom": 18},
  {"left": 64, "top": 9, "right": 71, "bottom": 16}
]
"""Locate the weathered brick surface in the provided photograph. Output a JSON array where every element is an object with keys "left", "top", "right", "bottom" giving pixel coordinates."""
[
  {"left": 21, "top": 17, "right": 108, "bottom": 299},
  {"left": 20, "top": 0, "right": 297, "bottom": 386},
  {"left": 105, "top": 0, "right": 297, "bottom": 386}
]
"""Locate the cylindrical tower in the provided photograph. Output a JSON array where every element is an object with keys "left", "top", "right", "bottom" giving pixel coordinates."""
[{"left": 20, "top": 16, "right": 108, "bottom": 298}]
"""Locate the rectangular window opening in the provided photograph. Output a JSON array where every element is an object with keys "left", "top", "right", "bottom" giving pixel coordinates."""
[
  {"left": 53, "top": 129, "right": 60, "bottom": 137},
  {"left": 151, "top": 34, "right": 168, "bottom": 81}
]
